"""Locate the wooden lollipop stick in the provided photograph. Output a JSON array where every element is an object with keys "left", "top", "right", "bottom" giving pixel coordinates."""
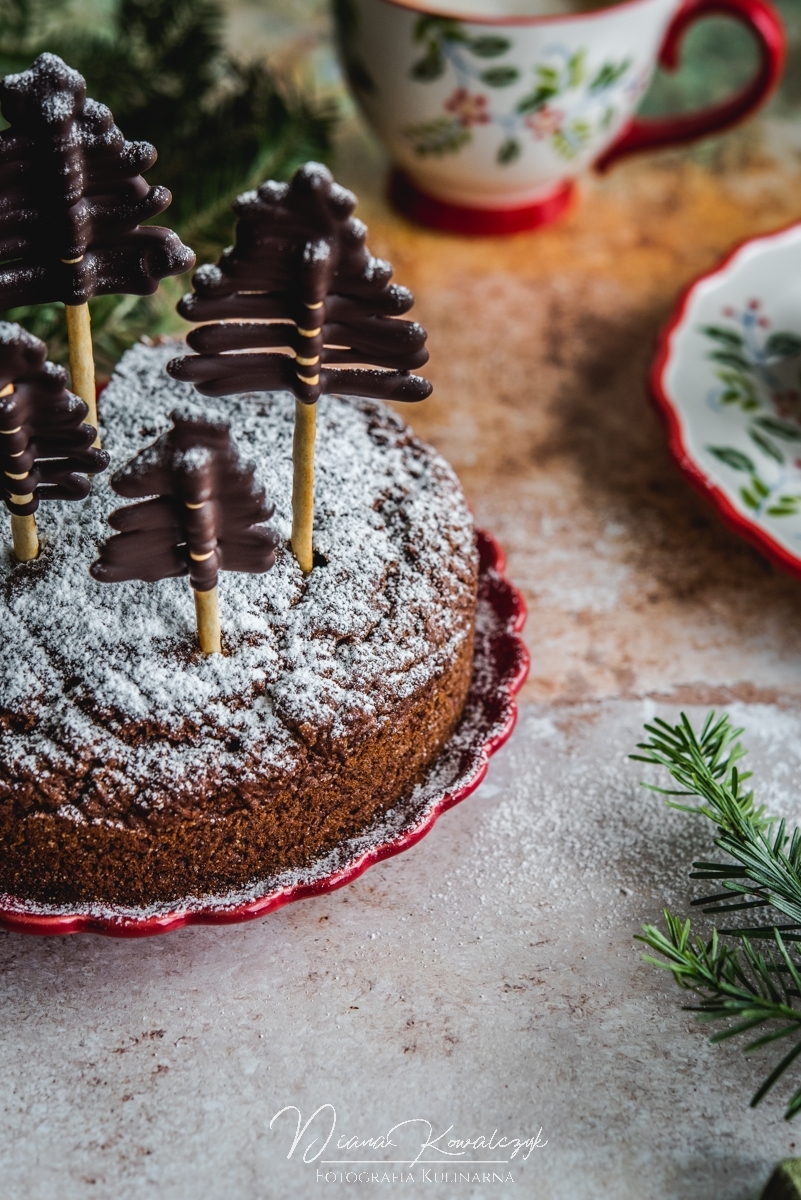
[
  {"left": 64, "top": 301, "right": 99, "bottom": 447},
  {"left": 10, "top": 512, "right": 38, "bottom": 561},
  {"left": 291, "top": 399, "right": 316, "bottom": 574},
  {"left": 1, "top": 397, "right": 37, "bottom": 560},
  {"left": 194, "top": 586, "right": 221, "bottom": 655}
]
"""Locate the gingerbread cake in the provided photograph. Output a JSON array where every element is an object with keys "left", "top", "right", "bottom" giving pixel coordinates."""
[{"left": 0, "top": 343, "right": 479, "bottom": 909}]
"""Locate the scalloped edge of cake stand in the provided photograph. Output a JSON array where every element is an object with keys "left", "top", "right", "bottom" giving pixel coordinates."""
[{"left": 0, "top": 528, "right": 529, "bottom": 938}]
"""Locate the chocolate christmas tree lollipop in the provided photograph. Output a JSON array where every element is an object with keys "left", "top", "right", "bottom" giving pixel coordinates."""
[
  {"left": 0, "top": 53, "right": 195, "bottom": 445},
  {"left": 90, "top": 407, "right": 277, "bottom": 655},
  {"left": 0, "top": 322, "right": 109, "bottom": 561},
  {"left": 167, "top": 162, "right": 431, "bottom": 574}
]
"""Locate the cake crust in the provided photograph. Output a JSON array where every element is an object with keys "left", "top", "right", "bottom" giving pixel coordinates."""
[{"left": 0, "top": 344, "right": 478, "bottom": 906}]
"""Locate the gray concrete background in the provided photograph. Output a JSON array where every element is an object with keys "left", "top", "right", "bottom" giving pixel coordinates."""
[
  {"left": 3, "top": 702, "right": 801, "bottom": 1200},
  {"left": 6, "top": 2, "right": 801, "bottom": 1198}
]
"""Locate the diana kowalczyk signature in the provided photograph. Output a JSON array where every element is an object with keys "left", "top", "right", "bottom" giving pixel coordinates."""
[{"left": 269, "top": 1105, "right": 548, "bottom": 1167}]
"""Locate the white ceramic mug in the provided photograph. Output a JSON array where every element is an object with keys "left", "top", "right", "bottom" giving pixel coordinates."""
[{"left": 334, "top": 0, "right": 785, "bottom": 232}]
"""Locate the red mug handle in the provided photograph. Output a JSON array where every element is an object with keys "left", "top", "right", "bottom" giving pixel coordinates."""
[{"left": 596, "top": 0, "right": 785, "bottom": 171}]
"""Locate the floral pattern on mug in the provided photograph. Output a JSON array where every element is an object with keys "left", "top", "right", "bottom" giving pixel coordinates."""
[
  {"left": 445, "top": 87, "right": 491, "bottom": 126},
  {"left": 524, "top": 106, "right": 565, "bottom": 140},
  {"left": 401, "top": 15, "right": 643, "bottom": 164}
]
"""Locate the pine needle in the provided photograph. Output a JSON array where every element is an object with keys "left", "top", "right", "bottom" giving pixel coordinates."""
[{"left": 634, "top": 711, "right": 801, "bottom": 1119}]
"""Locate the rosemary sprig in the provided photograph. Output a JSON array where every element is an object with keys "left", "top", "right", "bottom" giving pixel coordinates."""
[
  {"left": 638, "top": 916, "right": 801, "bottom": 1117},
  {"left": 633, "top": 711, "right": 801, "bottom": 1118}
]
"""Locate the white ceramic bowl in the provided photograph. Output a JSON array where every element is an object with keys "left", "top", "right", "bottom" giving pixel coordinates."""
[{"left": 653, "top": 221, "right": 801, "bottom": 578}]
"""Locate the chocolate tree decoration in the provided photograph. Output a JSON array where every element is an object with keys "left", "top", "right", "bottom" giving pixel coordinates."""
[
  {"left": 167, "top": 162, "right": 431, "bottom": 574},
  {"left": 0, "top": 53, "right": 195, "bottom": 445},
  {"left": 90, "top": 407, "right": 278, "bottom": 655},
  {"left": 0, "top": 322, "right": 109, "bottom": 562}
]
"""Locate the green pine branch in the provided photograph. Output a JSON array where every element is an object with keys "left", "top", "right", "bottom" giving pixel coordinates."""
[
  {"left": 637, "top": 916, "right": 801, "bottom": 1117},
  {"left": 0, "top": 0, "right": 338, "bottom": 373},
  {"left": 633, "top": 711, "right": 801, "bottom": 1118},
  {"left": 0, "top": 279, "right": 186, "bottom": 380}
]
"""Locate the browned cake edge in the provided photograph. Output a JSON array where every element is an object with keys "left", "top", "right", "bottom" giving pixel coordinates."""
[{"left": 0, "top": 625, "right": 475, "bottom": 907}]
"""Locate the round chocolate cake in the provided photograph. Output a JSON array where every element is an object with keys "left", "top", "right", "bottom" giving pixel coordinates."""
[{"left": 0, "top": 343, "right": 478, "bottom": 909}]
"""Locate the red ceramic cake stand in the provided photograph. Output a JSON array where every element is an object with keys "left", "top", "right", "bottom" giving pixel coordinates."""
[{"left": 0, "top": 528, "right": 529, "bottom": 938}]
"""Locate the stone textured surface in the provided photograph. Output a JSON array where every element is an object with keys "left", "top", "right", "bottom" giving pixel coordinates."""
[
  {"left": 336, "top": 126, "right": 801, "bottom": 713},
  {"left": 7, "top": 3, "right": 801, "bottom": 1196},
  {"left": 3, "top": 702, "right": 801, "bottom": 1200}
]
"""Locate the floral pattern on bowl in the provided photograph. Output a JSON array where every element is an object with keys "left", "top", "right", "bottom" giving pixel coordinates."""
[
  {"left": 652, "top": 222, "right": 801, "bottom": 578},
  {"left": 401, "top": 16, "right": 644, "bottom": 165}
]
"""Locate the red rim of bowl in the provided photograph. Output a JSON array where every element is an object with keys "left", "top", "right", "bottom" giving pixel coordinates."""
[
  {"left": 650, "top": 219, "right": 801, "bottom": 583},
  {"left": 0, "top": 527, "right": 530, "bottom": 939}
]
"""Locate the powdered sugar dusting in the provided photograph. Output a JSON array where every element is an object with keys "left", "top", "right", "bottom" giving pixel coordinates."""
[
  {"left": 0, "top": 538, "right": 522, "bottom": 925},
  {"left": 0, "top": 342, "right": 476, "bottom": 811}
]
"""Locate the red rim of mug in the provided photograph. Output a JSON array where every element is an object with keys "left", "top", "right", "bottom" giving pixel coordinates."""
[
  {"left": 389, "top": 171, "right": 575, "bottom": 235},
  {"left": 376, "top": 0, "right": 682, "bottom": 28}
]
